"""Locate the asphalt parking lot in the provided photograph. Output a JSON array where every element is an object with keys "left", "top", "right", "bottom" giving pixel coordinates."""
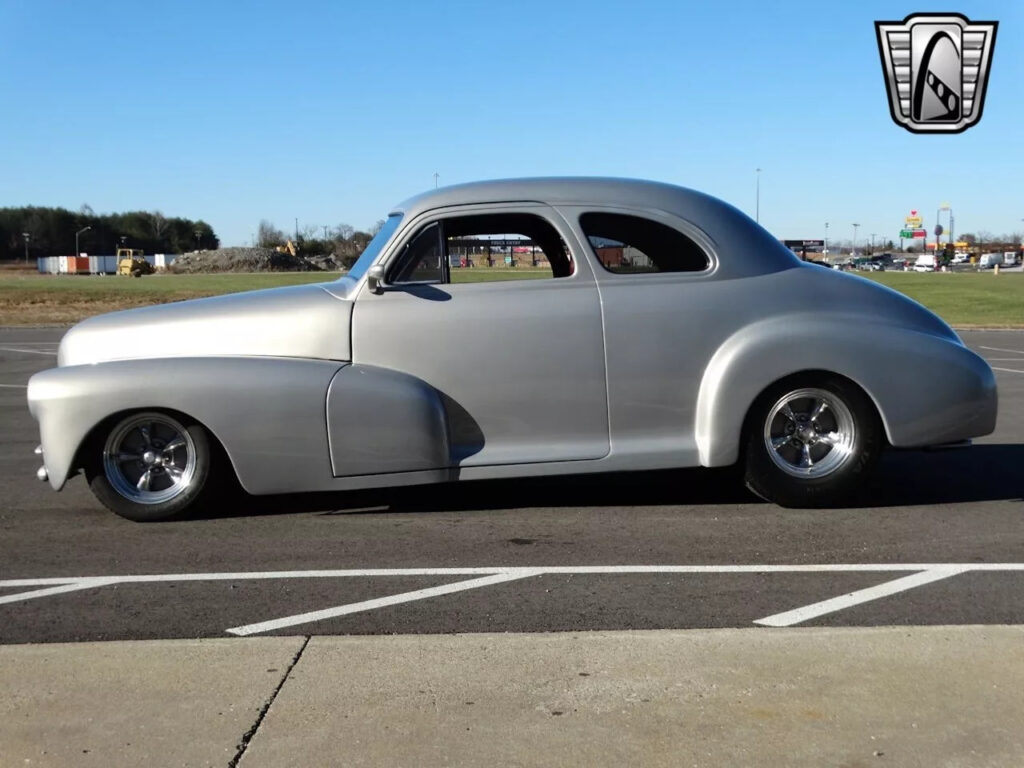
[{"left": 2, "top": 326, "right": 1023, "bottom": 644}]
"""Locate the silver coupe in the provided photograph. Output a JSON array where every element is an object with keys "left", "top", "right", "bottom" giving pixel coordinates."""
[{"left": 28, "top": 178, "right": 997, "bottom": 521}]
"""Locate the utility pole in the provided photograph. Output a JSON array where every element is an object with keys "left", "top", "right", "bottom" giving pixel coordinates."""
[
  {"left": 294, "top": 218, "right": 299, "bottom": 242},
  {"left": 755, "top": 168, "right": 762, "bottom": 224},
  {"left": 824, "top": 222, "right": 829, "bottom": 260},
  {"left": 323, "top": 225, "right": 329, "bottom": 241},
  {"left": 194, "top": 230, "right": 202, "bottom": 250},
  {"left": 22, "top": 232, "right": 30, "bottom": 264},
  {"left": 851, "top": 223, "right": 860, "bottom": 254},
  {"left": 433, "top": 172, "right": 440, "bottom": 189},
  {"left": 870, "top": 233, "right": 878, "bottom": 254}
]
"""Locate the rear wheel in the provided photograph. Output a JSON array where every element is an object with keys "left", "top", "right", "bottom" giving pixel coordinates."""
[
  {"left": 743, "top": 377, "right": 883, "bottom": 507},
  {"left": 87, "top": 411, "right": 212, "bottom": 521}
]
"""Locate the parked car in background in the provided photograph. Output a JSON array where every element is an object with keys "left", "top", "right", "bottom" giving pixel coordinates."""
[
  {"left": 27, "top": 178, "right": 998, "bottom": 520},
  {"left": 978, "top": 253, "right": 1004, "bottom": 269},
  {"left": 913, "top": 253, "right": 937, "bottom": 272}
]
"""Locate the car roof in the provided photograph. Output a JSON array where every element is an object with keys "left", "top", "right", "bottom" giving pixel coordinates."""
[{"left": 391, "top": 177, "right": 801, "bottom": 279}]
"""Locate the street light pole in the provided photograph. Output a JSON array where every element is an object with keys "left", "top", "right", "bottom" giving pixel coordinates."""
[
  {"left": 22, "top": 232, "right": 30, "bottom": 264},
  {"left": 755, "top": 168, "right": 762, "bottom": 224},
  {"left": 75, "top": 226, "right": 91, "bottom": 257},
  {"left": 434, "top": 172, "right": 440, "bottom": 189},
  {"left": 870, "top": 233, "right": 878, "bottom": 254},
  {"left": 851, "top": 223, "right": 860, "bottom": 255},
  {"left": 824, "top": 222, "right": 829, "bottom": 259}
]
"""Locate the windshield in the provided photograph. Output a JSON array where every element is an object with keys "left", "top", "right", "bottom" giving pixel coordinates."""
[{"left": 345, "top": 214, "right": 403, "bottom": 281}]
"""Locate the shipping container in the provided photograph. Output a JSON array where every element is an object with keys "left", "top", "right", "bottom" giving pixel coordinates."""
[
  {"left": 153, "top": 253, "right": 178, "bottom": 271},
  {"left": 93, "top": 255, "right": 117, "bottom": 274}
]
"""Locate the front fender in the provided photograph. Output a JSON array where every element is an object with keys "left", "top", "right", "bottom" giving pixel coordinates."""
[
  {"left": 28, "top": 357, "right": 345, "bottom": 493},
  {"left": 326, "top": 364, "right": 451, "bottom": 476},
  {"left": 695, "top": 316, "right": 997, "bottom": 466}
]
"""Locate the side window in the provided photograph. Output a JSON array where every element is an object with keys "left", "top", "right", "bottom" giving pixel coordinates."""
[
  {"left": 389, "top": 223, "right": 443, "bottom": 284},
  {"left": 579, "top": 212, "right": 709, "bottom": 274},
  {"left": 389, "top": 213, "right": 574, "bottom": 285}
]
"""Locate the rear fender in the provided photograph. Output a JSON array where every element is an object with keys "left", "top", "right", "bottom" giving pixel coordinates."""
[{"left": 695, "top": 317, "right": 997, "bottom": 466}]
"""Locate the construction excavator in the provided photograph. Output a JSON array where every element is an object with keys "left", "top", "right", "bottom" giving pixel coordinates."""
[{"left": 275, "top": 240, "right": 300, "bottom": 257}]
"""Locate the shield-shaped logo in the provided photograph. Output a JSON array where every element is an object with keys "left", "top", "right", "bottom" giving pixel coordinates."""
[{"left": 876, "top": 13, "right": 998, "bottom": 133}]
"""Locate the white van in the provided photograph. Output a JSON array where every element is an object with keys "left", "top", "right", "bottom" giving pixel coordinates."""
[
  {"left": 978, "top": 253, "right": 1004, "bottom": 269},
  {"left": 913, "top": 254, "right": 936, "bottom": 272}
]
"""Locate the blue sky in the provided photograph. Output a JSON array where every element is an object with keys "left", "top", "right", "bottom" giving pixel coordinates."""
[{"left": 1, "top": 0, "right": 1021, "bottom": 247}]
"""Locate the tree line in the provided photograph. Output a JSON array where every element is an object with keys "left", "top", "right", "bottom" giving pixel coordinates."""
[{"left": 0, "top": 205, "right": 218, "bottom": 261}]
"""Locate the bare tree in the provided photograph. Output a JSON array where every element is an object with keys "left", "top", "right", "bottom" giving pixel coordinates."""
[
  {"left": 369, "top": 219, "right": 385, "bottom": 236},
  {"left": 335, "top": 223, "right": 354, "bottom": 241},
  {"left": 150, "top": 210, "right": 169, "bottom": 241},
  {"left": 257, "top": 219, "right": 286, "bottom": 248}
]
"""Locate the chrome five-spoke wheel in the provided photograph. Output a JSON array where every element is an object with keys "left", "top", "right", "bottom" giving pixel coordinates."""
[
  {"left": 744, "top": 376, "right": 882, "bottom": 507},
  {"left": 89, "top": 411, "right": 213, "bottom": 521},
  {"left": 102, "top": 414, "right": 197, "bottom": 504},
  {"left": 763, "top": 388, "right": 856, "bottom": 478}
]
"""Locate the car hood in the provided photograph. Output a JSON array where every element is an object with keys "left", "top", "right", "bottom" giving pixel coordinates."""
[{"left": 57, "top": 283, "right": 353, "bottom": 367}]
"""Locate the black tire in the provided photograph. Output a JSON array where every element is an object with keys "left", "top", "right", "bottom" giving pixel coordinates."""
[
  {"left": 86, "top": 411, "right": 214, "bottom": 521},
  {"left": 743, "top": 375, "right": 883, "bottom": 507},
  {"left": 131, "top": 269, "right": 142, "bottom": 278}
]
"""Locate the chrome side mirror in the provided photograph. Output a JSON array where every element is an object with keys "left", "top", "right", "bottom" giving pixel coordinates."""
[{"left": 367, "top": 264, "right": 385, "bottom": 294}]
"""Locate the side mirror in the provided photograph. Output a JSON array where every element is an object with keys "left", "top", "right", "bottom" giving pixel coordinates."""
[{"left": 367, "top": 264, "right": 385, "bottom": 294}]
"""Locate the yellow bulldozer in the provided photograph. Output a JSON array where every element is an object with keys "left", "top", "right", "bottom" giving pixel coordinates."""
[{"left": 116, "top": 248, "right": 154, "bottom": 277}]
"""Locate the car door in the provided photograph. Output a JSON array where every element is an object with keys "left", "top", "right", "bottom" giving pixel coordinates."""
[
  {"left": 349, "top": 204, "right": 609, "bottom": 468},
  {"left": 559, "top": 206, "right": 719, "bottom": 467}
]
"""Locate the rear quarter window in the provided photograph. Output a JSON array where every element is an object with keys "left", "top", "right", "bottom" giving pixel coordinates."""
[{"left": 580, "top": 212, "right": 709, "bottom": 274}]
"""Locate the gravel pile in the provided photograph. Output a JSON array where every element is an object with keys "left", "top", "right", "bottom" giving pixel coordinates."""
[{"left": 170, "top": 247, "right": 326, "bottom": 273}]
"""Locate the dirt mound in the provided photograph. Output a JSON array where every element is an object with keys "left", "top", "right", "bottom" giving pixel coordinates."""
[{"left": 169, "top": 247, "right": 323, "bottom": 273}]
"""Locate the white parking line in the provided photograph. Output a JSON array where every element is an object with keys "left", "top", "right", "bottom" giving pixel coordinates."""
[
  {"left": 0, "top": 347, "right": 57, "bottom": 356},
  {"left": 753, "top": 566, "right": 970, "bottom": 627},
  {"left": 992, "top": 367, "right": 1024, "bottom": 374},
  {"left": 226, "top": 571, "right": 540, "bottom": 636},
  {"left": 3, "top": 565, "right": 1022, "bottom": 635},
  {"left": 0, "top": 579, "right": 116, "bottom": 606},
  {"left": 980, "top": 346, "right": 1024, "bottom": 355},
  {"left": 0, "top": 384, "right": 28, "bottom": 388}
]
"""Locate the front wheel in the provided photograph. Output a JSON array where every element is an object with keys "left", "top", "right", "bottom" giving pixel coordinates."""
[
  {"left": 743, "top": 377, "right": 883, "bottom": 507},
  {"left": 87, "top": 411, "right": 213, "bottom": 521}
]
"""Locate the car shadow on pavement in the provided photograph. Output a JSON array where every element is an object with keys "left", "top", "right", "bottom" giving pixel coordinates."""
[
  {"left": 196, "top": 444, "right": 1024, "bottom": 520},
  {"left": 858, "top": 443, "right": 1024, "bottom": 507},
  {"left": 204, "top": 466, "right": 754, "bottom": 520}
]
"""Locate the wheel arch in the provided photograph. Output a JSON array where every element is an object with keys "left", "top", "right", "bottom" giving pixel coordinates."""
[
  {"left": 694, "top": 318, "right": 912, "bottom": 467},
  {"left": 736, "top": 369, "right": 887, "bottom": 458},
  {"left": 72, "top": 406, "right": 240, "bottom": 487}
]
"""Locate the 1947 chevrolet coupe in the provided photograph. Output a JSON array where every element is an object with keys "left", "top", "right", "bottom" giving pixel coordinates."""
[{"left": 28, "top": 178, "right": 997, "bottom": 521}]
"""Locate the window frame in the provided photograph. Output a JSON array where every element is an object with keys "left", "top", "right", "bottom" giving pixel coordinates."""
[
  {"left": 385, "top": 221, "right": 448, "bottom": 286},
  {"left": 380, "top": 205, "right": 583, "bottom": 288},
  {"left": 572, "top": 207, "right": 718, "bottom": 281}
]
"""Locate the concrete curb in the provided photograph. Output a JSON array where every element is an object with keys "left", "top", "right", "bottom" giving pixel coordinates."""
[{"left": 3, "top": 627, "right": 1023, "bottom": 767}]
